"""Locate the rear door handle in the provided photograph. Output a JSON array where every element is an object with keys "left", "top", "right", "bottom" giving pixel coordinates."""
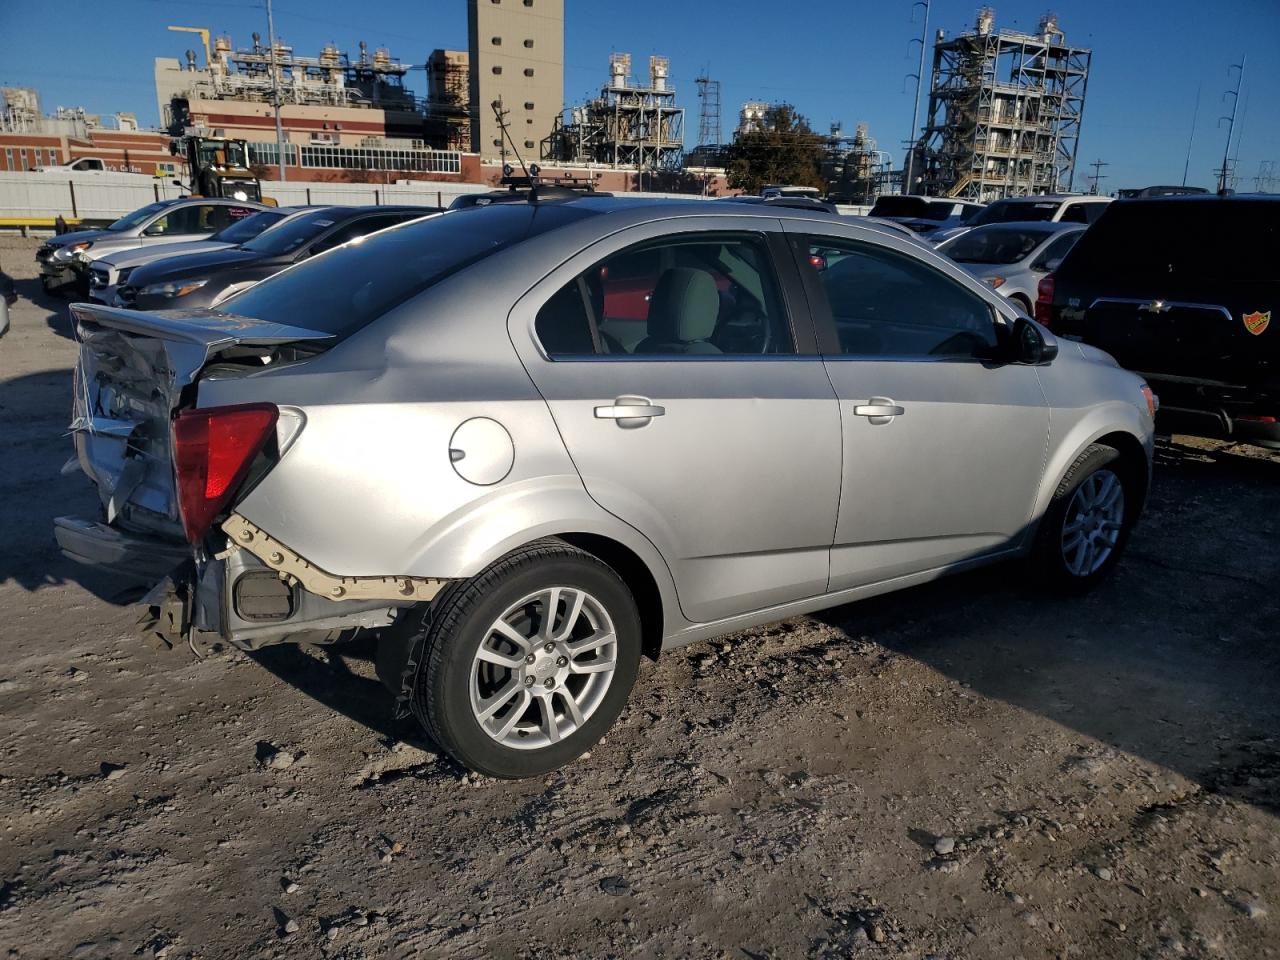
[
  {"left": 595, "top": 396, "right": 665, "bottom": 427},
  {"left": 853, "top": 397, "right": 904, "bottom": 425}
]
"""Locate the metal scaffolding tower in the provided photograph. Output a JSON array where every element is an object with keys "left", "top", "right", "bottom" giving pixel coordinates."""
[
  {"left": 915, "top": 9, "right": 1091, "bottom": 201},
  {"left": 695, "top": 75, "right": 722, "bottom": 149},
  {"left": 542, "top": 53, "right": 685, "bottom": 170}
]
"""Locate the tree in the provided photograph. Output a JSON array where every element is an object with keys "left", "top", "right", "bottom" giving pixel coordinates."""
[{"left": 725, "top": 104, "right": 826, "bottom": 195}]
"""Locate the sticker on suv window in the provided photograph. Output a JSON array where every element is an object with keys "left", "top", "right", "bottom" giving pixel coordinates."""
[{"left": 1243, "top": 310, "right": 1271, "bottom": 336}]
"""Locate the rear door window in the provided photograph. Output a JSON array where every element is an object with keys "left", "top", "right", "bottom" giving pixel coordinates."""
[{"left": 535, "top": 233, "right": 795, "bottom": 357}]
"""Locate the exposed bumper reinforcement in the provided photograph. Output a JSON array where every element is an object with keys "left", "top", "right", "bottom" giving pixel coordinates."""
[
  {"left": 220, "top": 513, "right": 448, "bottom": 604},
  {"left": 54, "top": 515, "right": 191, "bottom": 580}
]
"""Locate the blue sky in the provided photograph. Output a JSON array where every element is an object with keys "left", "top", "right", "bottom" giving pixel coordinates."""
[{"left": 2, "top": 0, "right": 1277, "bottom": 191}]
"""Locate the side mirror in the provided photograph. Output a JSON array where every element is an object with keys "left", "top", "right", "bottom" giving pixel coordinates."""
[{"left": 1011, "top": 315, "right": 1058, "bottom": 365}]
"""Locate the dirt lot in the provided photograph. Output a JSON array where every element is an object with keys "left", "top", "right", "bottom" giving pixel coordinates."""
[{"left": 0, "top": 235, "right": 1277, "bottom": 960}]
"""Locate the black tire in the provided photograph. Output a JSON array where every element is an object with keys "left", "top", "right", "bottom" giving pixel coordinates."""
[
  {"left": 386, "top": 539, "right": 642, "bottom": 778},
  {"left": 1009, "top": 293, "right": 1033, "bottom": 315},
  {"left": 1031, "top": 443, "right": 1138, "bottom": 591}
]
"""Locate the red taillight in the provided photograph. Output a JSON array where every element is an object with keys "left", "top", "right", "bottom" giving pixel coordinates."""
[
  {"left": 172, "top": 403, "right": 278, "bottom": 543},
  {"left": 1034, "top": 273, "right": 1056, "bottom": 327}
]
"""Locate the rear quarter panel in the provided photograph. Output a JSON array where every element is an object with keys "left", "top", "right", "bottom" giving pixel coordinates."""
[{"left": 198, "top": 241, "right": 680, "bottom": 613}]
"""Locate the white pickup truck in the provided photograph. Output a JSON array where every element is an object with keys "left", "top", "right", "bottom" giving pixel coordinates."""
[{"left": 33, "top": 157, "right": 153, "bottom": 176}]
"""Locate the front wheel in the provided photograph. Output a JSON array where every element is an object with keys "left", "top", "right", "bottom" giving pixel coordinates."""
[
  {"left": 387, "top": 540, "right": 642, "bottom": 778},
  {"left": 1031, "top": 443, "right": 1138, "bottom": 590}
]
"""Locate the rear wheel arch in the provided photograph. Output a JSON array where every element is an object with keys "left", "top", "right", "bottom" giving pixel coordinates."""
[
  {"left": 1009, "top": 293, "right": 1032, "bottom": 314},
  {"left": 554, "top": 532, "right": 665, "bottom": 661}
]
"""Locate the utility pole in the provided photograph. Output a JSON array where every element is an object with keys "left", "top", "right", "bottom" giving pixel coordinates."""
[
  {"left": 902, "top": 0, "right": 931, "bottom": 195},
  {"left": 1216, "top": 56, "right": 1245, "bottom": 194},
  {"left": 1087, "top": 158, "right": 1108, "bottom": 195},
  {"left": 265, "top": 0, "right": 287, "bottom": 182},
  {"left": 1181, "top": 83, "right": 1200, "bottom": 187}
]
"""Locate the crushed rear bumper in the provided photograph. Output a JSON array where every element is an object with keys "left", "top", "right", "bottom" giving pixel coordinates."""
[{"left": 53, "top": 515, "right": 190, "bottom": 580}]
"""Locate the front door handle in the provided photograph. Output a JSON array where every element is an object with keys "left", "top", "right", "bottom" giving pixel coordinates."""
[
  {"left": 853, "top": 397, "right": 904, "bottom": 425},
  {"left": 595, "top": 396, "right": 665, "bottom": 428}
]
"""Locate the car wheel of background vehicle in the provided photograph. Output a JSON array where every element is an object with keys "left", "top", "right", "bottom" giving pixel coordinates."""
[
  {"left": 1031, "top": 443, "right": 1137, "bottom": 591},
  {"left": 397, "top": 539, "right": 641, "bottom": 779},
  {"left": 1009, "top": 293, "right": 1032, "bottom": 315}
]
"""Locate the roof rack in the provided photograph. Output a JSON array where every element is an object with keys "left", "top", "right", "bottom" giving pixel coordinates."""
[
  {"left": 721, "top": 195, "right": 839, "bottom": 214},
  {"left": 498, "top": 166, "right": 610, "bottom": 203}
]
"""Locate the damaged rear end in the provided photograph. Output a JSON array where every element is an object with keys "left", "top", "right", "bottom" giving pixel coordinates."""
[{"left": 56, "top": 303, "right": 432, "bottom": 649}]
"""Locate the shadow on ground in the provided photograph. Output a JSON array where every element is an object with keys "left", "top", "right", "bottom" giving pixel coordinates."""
[
  {"left": 814, "top": 438, "right": 1280, "bottom": 812},
  {"left": 250, "top": 635, "right": 443, "bottom": 754}
]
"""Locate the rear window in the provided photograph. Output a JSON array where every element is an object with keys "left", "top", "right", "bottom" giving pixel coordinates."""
[
  {"left": 1062, "top": 200, "right": 1278, "bottom": 285},
  {"left": 969, "top": 199, "right": 1059, "bottom": 225},
  {"left": 943, "top": 226, "right": 1056, "bottom": 264},
  {"left": 869, "top": 196, "right": 930, "bottom": 219},
  {"left": 220, "top": 203, "right": 595, "bottom": 339}
]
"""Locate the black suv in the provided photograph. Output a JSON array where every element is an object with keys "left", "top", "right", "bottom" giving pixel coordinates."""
[{"left": 1038, "top": 195, "right": 1279, "bottom": 448}]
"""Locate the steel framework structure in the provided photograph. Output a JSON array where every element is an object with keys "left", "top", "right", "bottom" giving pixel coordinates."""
[
  {"left": 915, "top": 12, "right": 1090, "bottom": 200},
  {"left": 543, "top": 54, "right": 685, "bottom": 170}
]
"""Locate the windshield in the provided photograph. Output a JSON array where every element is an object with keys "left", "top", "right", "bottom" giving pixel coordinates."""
[
  {"left": 942, "top": 226, "right": 1057, "bottom": 264},
  {"left": 241, "top": 209, "right": 341, "bottom": 255},
  {"left": 969, "top": 200, "right": 1060, "bottom": 226},
  {"left": 106, "top": 201, "right": 173, "bottom": 232},
  {"left": 213, "top": 209, "right": 286, "bottom": 245},
  {"left": 197, "top": 139, "right": 249, "bottom": 170},
  {"left": 222, "top": 204, "right": 598, "bottom": 339},
  {"left": 869, "top": 196, "right": 949, "bottom": 220}
]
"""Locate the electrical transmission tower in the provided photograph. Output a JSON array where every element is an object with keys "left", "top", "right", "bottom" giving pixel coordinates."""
[
  {"left": 1087, "top": 158, "right": 1109, "bottom": 195},
  {"left": 1255, "top": 160, "right": 1278, "bottom": 194},
  {"left": 695, "top": 76, "right": 722, "bottom": 149}
]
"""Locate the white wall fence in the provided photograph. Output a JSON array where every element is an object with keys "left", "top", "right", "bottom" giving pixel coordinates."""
[{"left": 0, "top": 171, "right": 868, "bottom": 229}]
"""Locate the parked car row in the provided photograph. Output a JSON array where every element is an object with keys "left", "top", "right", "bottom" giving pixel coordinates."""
[{"left": 54, "top": 184, "right": 1157, "bottom": 779}]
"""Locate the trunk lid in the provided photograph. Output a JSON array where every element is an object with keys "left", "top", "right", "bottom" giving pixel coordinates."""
[{"left": 68, "top": 302, "right": 331, "bottom": 538}]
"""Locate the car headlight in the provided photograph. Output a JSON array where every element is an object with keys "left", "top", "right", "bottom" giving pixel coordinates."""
[
  {"left": 140, "top": 278, "right": 209, "bottom": 299},
  {"left": 982, "top": 276, "right": 1006, "bottom": 289},
  {"left": 53, "top": 241, "right": 92, "bottom": 261}
]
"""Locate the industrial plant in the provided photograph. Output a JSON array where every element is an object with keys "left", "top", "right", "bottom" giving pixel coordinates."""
[
  {"left": 911, "top": 8, "right": 1092, "bottom": 200},
  {"left": 542, "top": 54, "right": 684, "bottom": 170},
  {"left": 2, "top": 2, "right": 1113, "bottom": 202}
]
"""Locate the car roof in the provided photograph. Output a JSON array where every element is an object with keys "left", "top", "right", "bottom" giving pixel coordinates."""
[
  {"left": 452, "top": 194, "right": 918, "bottom": 246},
  {"left": 994, "top": 194, "right": 1107, "bottom": 203},
  {"left": 963, "top": 219, "right": 1084, "bottom": 232},
  {"left": 1115, "top": 193, "right": 1280, "bottom": 204}
]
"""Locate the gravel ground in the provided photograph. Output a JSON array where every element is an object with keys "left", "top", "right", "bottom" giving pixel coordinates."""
[{"left": 1, "top": 235, "right": 1277, "bottom": 960}]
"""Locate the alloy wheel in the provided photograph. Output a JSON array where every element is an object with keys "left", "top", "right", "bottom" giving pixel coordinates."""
[
  {"left": 1061, "top": 468, "right": 1125, "bottom": 577},
  {"left": 468, "top": 587, "right": 617, "bottom": 750}
]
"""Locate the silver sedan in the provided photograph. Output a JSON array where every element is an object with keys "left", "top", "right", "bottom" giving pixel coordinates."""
[
  {"left": 58, "top": 195, "right": 1154, "bottom": 778},
  {"left": 937, "top": 221, "right": 1085, "bottom": 314}
]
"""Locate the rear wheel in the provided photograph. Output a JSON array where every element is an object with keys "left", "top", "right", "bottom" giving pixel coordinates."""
[
  {"left": 385, "top": 540, "right": 641, "bottom": 778},
  {"left": 1031, "top": 443, "right": 1137, "bottom": 590},
  {"left": 1009, "top": 293, "right": 1032, "bottom": 315}
]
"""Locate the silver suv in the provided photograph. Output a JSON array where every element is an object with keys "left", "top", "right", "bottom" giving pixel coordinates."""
[{"left": 56, "top": 196, "right": 1155, "bottom": 778}]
